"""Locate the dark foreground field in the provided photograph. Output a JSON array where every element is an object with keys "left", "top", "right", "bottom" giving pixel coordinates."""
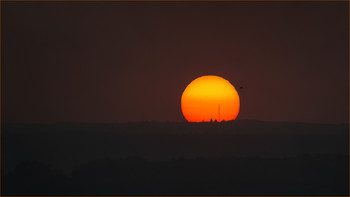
[{"left": 2, "top": 120, "right": 349, "bottom": 195}]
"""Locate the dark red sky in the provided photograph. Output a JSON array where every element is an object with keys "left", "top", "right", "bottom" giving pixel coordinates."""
[{"left": 2, "top": 1, "right": 349, "bottom": 124}]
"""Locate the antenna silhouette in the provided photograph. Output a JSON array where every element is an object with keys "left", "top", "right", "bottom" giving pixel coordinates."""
[{"left": 218, "top": 104, "right": 220, "bottom": 122}]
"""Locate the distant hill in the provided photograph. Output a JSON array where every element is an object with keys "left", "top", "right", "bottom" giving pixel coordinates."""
[{"left": 2, "top": 120, "right": 348, "bottom": 173}]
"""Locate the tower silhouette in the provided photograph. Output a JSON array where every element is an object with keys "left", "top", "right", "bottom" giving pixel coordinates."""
[{"left": 218, "top": 104, "right": 220, "bottom": 122}]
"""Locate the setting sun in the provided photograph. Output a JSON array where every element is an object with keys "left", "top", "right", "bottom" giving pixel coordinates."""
[{"left": 181, "top": 75, "right": 240, "bottom": 122}]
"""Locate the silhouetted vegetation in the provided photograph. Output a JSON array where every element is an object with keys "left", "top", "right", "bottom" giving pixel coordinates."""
[{"left": 2, "top": 121, "right": 349, "bottom": 195}]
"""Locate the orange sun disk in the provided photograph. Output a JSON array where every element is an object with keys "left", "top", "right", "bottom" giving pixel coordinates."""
[{"left": 181, "top": 75, "right": 240, "bottom": 122}]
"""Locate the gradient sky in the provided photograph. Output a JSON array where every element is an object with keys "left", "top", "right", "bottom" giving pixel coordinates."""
[{"left": 2, "top": 1, "right": 349, "bottom": 124}]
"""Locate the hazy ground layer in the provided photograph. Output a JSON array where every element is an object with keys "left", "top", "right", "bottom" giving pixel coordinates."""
[
  {"left": 2, "top": 120, "right": 348, "bottom": 173},
  {"left": 1, "top": 121, "right": 349, "bottom": 195}
]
